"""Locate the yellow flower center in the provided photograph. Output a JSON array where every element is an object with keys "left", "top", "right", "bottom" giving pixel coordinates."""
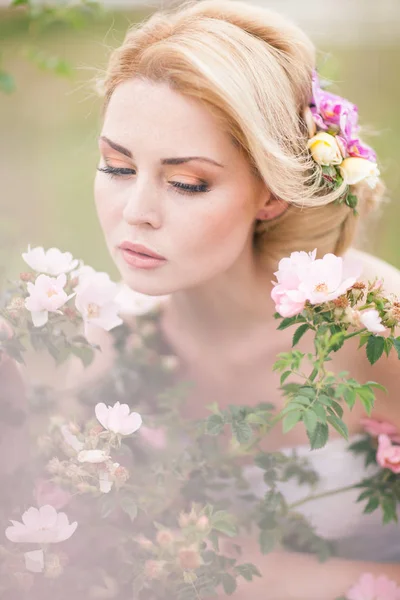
[
  {"left": 47, "top": 288, "right": 58, "bottom": 298},
  {"left": 87, "top": 303, "right": 100, "bottom": 319},
  {"left": 314, "top": 282, "right": 329, "bottom": 294}
]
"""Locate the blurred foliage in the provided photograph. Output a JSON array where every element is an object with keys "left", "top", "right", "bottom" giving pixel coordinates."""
[{"left": 0, "top": 2, "right": 399, "bottom": 278}]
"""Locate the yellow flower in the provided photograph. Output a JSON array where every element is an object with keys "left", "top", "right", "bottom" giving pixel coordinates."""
[{"left": 307, "top": 132, "right": 343, "bottom": 166}]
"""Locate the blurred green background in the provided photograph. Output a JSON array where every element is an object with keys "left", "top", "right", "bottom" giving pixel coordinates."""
[{"left": 1, "top": 0, "right": 399, "bottom": 279}]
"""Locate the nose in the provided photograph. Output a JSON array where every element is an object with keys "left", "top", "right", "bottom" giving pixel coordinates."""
[{"left": 122, "top": 177, "right": 162, "bottom": 229}]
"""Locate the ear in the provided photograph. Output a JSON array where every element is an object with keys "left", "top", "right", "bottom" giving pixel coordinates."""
[{"left": 256, "top": 195, "right": 289, "bottom": 221}]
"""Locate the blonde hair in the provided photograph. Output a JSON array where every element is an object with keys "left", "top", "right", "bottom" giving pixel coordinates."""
[{"left": 98, "top": 0, "right": 385, "bottom": 265}]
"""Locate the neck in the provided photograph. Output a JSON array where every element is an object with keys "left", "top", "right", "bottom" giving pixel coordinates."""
[{"left": 165, "top": 246, "right": 277, "bottom": 346}]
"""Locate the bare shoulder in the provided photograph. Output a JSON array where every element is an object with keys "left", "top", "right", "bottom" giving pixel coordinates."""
[{"left": 345, "top": 247, "right": 400, "bottom": 296}]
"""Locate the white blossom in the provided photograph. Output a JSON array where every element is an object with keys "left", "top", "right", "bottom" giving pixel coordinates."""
[
  {"left": 22, "top": 245, "right": 79, "bottom": 276},
  {"left": 95, "top": 401, "right": 142, "bottom": 436},
  {"left": 5, "top": 505, "right": 77, "bottom": 544}
]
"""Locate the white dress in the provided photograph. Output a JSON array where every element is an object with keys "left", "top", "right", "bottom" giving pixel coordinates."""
[{"left": 242, "top": 434, "right": 400, "bottom": 562}]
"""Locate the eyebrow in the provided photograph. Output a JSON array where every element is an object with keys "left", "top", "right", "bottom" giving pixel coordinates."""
[{"left": 99, "top": 136, "right": 225, "bottom": 168}]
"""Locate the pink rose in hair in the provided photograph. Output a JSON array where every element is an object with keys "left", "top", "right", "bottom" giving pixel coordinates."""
[
  {"left": 347, "top": 139, "right": 377, "bottom": 162},
  {"left": 376, "top": 434, "right": 400, "bottom": 474},
  {"left": 347, "top": 572, "right": 400, "bottom": 600},
  {"left": 34, "top": 478, "right": 71, "bottom": 510},
  {"left": 361, "top": 417, "right": 400, "bottom": 444},
  {"left": 311, "top": 71, "right": 359, "bottom": 140}
]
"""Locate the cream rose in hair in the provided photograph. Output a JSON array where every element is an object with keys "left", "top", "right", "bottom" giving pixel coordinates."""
[
  {"left": 307, "top": 132, "right": 343, "bottom": 166},
  {"left": 339, "top": 157, "right": 380, "bottom": 189}
]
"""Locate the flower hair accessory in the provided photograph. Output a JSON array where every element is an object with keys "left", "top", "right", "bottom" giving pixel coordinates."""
[{"left": 304, "top": 70, "right": 380, "bottom": 214}]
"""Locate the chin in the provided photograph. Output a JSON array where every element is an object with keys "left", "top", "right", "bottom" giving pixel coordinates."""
[{"left": 119, "top": 269, "right": 177, "bottom": 297}]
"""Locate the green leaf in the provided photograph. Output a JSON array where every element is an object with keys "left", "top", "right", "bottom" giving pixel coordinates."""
[
  {"left": 282, "top": 410, "right": 302, "bottom": 433},
  {"left": 382, "top": 496, "right": 397, "bottom": 524},
  {"left": 119, "top": 496, "right": 138, "bottom": 521},
  {"left": 232, "top": 420, "right": 253, "bottom": 444},
  {"left": 328, "top": 331, "right": 345, "bottom": 352},
  {"left": 356, "top": 386, "right": 375, "bottom": 415},
  {"left": 234, "top": 563, "right": 261, "bottom": 582},
  {"left": 327, "top": 414, "right": 348, "bottom": 440},
  {"left": 277, "top": 315, "right": 305, "bottom": 331},
  {"left": 392, "top": 337, "right": 400, "bottom": 359},
  {"left": 259, "top": 529, "right": 277, "bottom": 554},
  {"left": 292, "top": 324, "right": 309, "bottom": 347},
  {"left": 366, "top": 335, "right": 385, "bottom": 365},
  {"left": 343, "top": 388, "right": 356, "bottom": 410},
  {"left": 311, "top": 403, "right": 327, "bottom": 423},
  {"left": 206, "top": 414, "right": 224, "bottom": 436},
  {"left": 212, "top": 514, "right": 237, "bottom": 537},
  {"left": 280, "top": 370, "right": 291, "bottom": 386},
  {"left": 208, "top": 530, "right": 219, "bottom": 552},
  {"left": 330, "top": 400, "right": 344, "bottom": 418},
  {"left": 11, "top": 0, "right": 29, "bottom": 5},
  {"left": 384, "top": 337, "right": 394, "bottom": 357},
  {"left": 303, "top": 410, "right": 318, "bottom": 435},
  {"left": 70, "top": 345, "right": 95, "bottom": 367},
  {"left": 365, "top": 381, "right": 387, "bottom": 393},
  {"left": 222, "top": 574, "right": 237, "bottom": 595},
  {"left": 363, "top": 496, "right": 379, "bottom": 514},
  {"left": 0, "top": 71, "right": 15, "bottom": 94},
  {"left": 307, "top": 422, "right": 329, "bottom": 450}
]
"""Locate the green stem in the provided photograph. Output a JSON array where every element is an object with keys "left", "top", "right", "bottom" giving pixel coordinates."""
[
  {"left": 288, "top": 483, "right": 357, "bottom": 510},
  {"left": 344, "top": 328, "right": 367, "bottom": 341}
]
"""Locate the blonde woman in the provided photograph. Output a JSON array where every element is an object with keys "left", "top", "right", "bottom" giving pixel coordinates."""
[
  {"left": 89, "top": 0, "right": 400, "bottom": 597},
  {"left": 3, "top": 0, "right": 398, "bottom": 598}
]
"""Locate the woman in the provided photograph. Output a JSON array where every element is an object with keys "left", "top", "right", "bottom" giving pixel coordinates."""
[
  {"left": 90, "top": 0, "right": 400, "bottom": 596},
  {"left": 3, "top": 0, "right": 399, "bottom": 597}
]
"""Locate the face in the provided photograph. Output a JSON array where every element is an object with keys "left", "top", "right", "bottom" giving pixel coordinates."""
[{"left": 94, "top": 77, "right": 271, "bottom": 296}]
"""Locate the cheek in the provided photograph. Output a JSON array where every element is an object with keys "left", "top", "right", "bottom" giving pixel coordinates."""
[{"left": 175, "top": 193, "right": 253, "bottom": 267}]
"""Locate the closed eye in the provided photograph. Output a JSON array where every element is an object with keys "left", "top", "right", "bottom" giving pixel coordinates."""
[{"left": 97, "top": 165, "right": 210, "bottom": 195}]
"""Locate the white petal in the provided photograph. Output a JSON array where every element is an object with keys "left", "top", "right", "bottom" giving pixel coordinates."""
[
  {"left": 22, "top": 507, "right": 41, "bottom": 530},
  {"left": 95, "top": 403, "right": 109, "bottom": 430},
  {"left": 55, "top": 520, "right": 78, "bottom": 542},
  {"left": 30, "top": 310, "right": 49, "bottom": 328},
  {"left": 5, "top": 522, "right": 27, "bottom": 542},
  {"left": 24, "top": 549, "right": 44, "bottom": 573},
  {"left": 99, "top": 474, "right": 113, "bottom": 493},
  {"left": 38, "top": 504, "right": 58, "bottom": 529},
  {"left": 119, "top": 412, "right": 143, "bottom": 436}
]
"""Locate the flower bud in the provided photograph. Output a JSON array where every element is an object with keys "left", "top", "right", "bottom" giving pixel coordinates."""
[
  {"left": 144, "top": 560, "right": 165, "bottom": 580},
  {"left": 46, "top": 457, "right": 63, "bottom": 475},
  {"left": 19, "top": 272, "right": 35, "bottom": 282},
  {"left": 44, "top": 553, "right": 63, "bottom": 579},
  {"left": 156, "top": 529, "right": 175, "bottom": 547},
  {"left": 196, "top": 516, "right": 210, "bottom": 532},
  {"left": 135, "top": 535, "right": 154, "bottom": 551},
  {"left": 113, "top": 465, "right": 130, "bottom": 485},
  {"left": 178, "top": 547, "right": 202, "bottom": 571}
]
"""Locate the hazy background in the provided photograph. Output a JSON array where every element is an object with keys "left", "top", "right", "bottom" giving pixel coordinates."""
[{"left": 1, "top": 0, "right": 400, "bottom": 279}]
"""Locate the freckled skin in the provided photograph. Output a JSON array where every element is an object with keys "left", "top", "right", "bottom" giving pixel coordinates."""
[{"left": 94, "top": 78, "right": 276, "bottom": 296}]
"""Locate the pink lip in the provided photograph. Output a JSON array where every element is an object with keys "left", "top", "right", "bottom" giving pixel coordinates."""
[{"left": 118, "top": 241, "right": 167, "bottom": 270}]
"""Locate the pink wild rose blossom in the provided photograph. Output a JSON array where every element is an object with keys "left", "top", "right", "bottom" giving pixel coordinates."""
[
  {"left": 361, "top": 418, "right": 400, "bottom": 444},
  {"left": 346, "top": 572, "right": 400, "bottom": 600},
  {"left": 376, "top": 434, "right": 400, "bottom": 474},
  {"left": 34, "top": 479, "right": 71, "bottom": 510}
]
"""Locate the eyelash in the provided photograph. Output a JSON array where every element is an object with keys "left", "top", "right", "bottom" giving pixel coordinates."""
[{"left": 97, "top": 166, "right": 210, "bottom": 195}]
